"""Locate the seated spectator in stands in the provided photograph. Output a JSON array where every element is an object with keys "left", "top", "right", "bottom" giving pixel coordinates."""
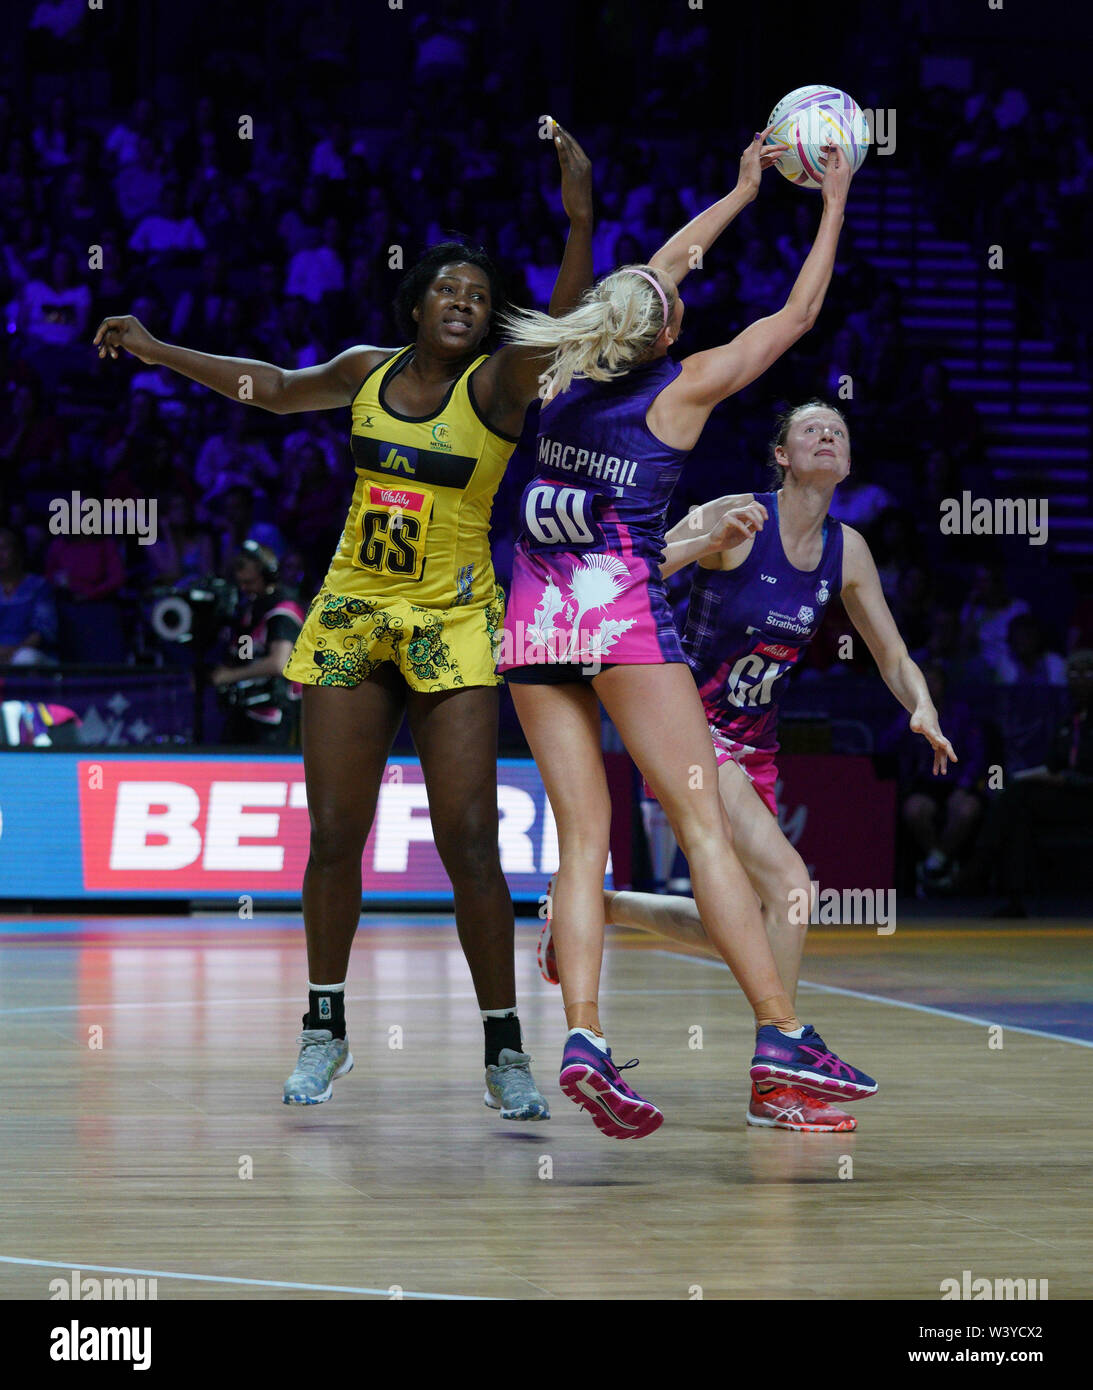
[
  {"left": 45, "top": 531, "right": 125, "bottom": 604},
  {"left": 870, "top": 507, "right": 922, "bottom": 607},
  {"left": 128, "top": 182, "right": 207, "bottom": 265},
  {"left": 997, "top": 612, "right": 1067, "bottom": 687},
  {"left": 195, "top": 408, "right": 279, "bottom": 496},
  {"left": 282, "top": 442, "right": 346, "bottom": 572},
  {"left": 961, "top": 562, "right": 1030, "bottom": 677},
  {"left": 212, "top": 485, "right": 284, "bottom": 575},
  {"left": 104, "top": 97, "right": 157, "bottom": 170},
  {"left": 170, "top": 250, "right": 230, "bottom": 343},
  {"left": 894, "top": 563, "right": 935, "bottom": 653},
  {"left": 976, "top": 649, "right": 1093, "bottom": 916},
  {"left": 209, "top": 544, "right": 304, "bottom": 747},
  {"left": 913, "top": 608, "right": 994, "bottom": 693},
  {"left": 0, "top": 377, "right": 66, "bottom": 487},
  {"left": 143, "top": 492, "right": 216, "bottom": 586},
  {"left": 284, "top": 219, "right": 345, "bottom": 305},
  {"left": 884, "top": 661, "right": 986, "bottom": 894},
  {"left": 31, "top": 92, "right": 75, "bottom": 170},
  {"left": 19, "top": 247, "right": 91, "bottom": 348},
  {"left": 0, "top": 527, "right": 57, "bottom": 666},
  {"left": 114, "top": 134, "right": 165, "bottom": 224}
]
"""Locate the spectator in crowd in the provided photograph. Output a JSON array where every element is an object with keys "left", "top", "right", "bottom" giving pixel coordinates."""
[
  {"left": 997, "top": 612, "right": 1067, "bottom": 687},
  {"left": 142, "top": 492, "right": 216, "bottom": 586},
  {"left": 912, "top": 608, "right": 994, "bottom": 694},
  {"left": 128, "top": 182, "right": 207, "bottom": 264},
  {"left": 19, "top": 247, "right": 91, "bottom": 349},
  {"left": 0, "top": 527, "right": 57, "bottom": 665},
  {"left": 211, "top": 484, "right": 285, "bottom": 574},
  {"left": 884, "top": 661, "right": 986, "bottom": 894},
  {"left": 194, "top": 407, "right": 279, "bottom": 496},
  {"left": 284, "top": 219, "right": 346, "bottom": 305},
  {"left": 961, "top": 562, "right": 1031, "bottom": 678},
  {"left": 114, "top": 134, "right": 166, "bottom": 224},
  {"left": 974, "top": 649, "right": 1093, "bottom": 916}
]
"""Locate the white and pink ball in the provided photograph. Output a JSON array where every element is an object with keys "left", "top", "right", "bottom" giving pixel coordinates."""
[{"left": 765, "top": 85, "right": 870, "bottom": 189}]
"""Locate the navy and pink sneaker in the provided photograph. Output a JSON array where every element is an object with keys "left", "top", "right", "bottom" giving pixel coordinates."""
[
  {"left": 559, "top": 1031, "right": 663, "bottom": 1140},
  {"left": 750, "top": 1024, "right": 877, "bottom": 1102}
]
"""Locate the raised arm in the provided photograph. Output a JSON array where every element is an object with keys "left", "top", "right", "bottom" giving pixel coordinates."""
[
  {"left": 655, "top": 145, "right": 853, "bottom": 449},
  {"left": 475, "top": 121, "right": 593, "bottom": 433},
  {"left": 93, "top": 315, "right": 385, "bottom": 415},
  {"left": 649, "top": 128, "right": 786, "bottom": 288},
  {"left": 840, "top": 525, "right": 958, "bottom": 774}
]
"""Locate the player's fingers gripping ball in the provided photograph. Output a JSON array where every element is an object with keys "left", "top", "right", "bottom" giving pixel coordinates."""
[{"left": 764, "top": 85, "right": 870, "bottom": 188}]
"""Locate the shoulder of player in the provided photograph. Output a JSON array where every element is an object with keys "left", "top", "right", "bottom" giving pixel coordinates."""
[
  {"left": 837, "top": 522, "right": 871, "bottom": 587},
  {"left": 343, "top": 345, "right": 402, "bottom": 395}
]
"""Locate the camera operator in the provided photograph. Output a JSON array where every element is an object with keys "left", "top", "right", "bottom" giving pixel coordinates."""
[{"left": 209, "top": 541, "right": 304, "bottom": 746}]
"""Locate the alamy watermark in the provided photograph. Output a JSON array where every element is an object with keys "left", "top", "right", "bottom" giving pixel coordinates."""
[
  {"left": 940, "top": 1270, "right": 1048, "bottom": 1300},
  {"left": 48, "top": 491, "right": 158, "bottom": 546},
  {"left": 939, "top": 493, "right": 1047, "bottom": 546},
  {"left": 788, "top": 881, "right": 896, "bottom": 934}
]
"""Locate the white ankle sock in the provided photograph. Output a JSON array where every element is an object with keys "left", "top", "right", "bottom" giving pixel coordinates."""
[
  {"left": 568, "top": 1027, "right": 607, "bottom": 1053},
  {"left": 778, "top": 1025, "right": 805, "bottom": 1038}
]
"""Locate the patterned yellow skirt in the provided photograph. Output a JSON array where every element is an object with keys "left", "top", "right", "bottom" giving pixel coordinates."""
[{"left": 283, "top": 584, "right": 505, "bottom": 692}]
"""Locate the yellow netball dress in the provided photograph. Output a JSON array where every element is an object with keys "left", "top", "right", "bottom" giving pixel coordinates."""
[{"left": 284, "top": 346, "right": 519, "bottom": 692}]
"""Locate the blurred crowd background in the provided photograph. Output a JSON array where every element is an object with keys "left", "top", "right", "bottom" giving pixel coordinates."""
[{"left": 2, "top": 0, "right": 1091, "bottom": 908}]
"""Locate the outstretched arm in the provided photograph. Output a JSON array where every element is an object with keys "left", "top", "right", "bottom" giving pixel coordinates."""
[
  {"left": 667, "top": 144, "right": 852, "bottom": 431},
  {"left": 840, "top": 525, "right": 957, "bottom": 774},
  {"left": 93, "top": 316, "right": 384, "bottom": 415},
  {"left": 476, "top": 121, "right": 593, "bottom": 432},
  {"left": 649, "top": 128, "right": 786, "bottom": 288}
]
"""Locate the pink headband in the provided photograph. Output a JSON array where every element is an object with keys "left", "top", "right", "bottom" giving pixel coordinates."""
[{"left": 621, "top": 268, "right": 669, "bottom": 330}]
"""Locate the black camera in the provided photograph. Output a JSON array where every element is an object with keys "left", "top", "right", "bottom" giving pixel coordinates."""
[{"left": 148, "top": 577, "right": 238, "bottom": 644}]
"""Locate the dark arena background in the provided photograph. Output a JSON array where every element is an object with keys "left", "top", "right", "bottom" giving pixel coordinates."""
[{"left": 1, "top": 0, "right": 1089, "bottom": 1354}]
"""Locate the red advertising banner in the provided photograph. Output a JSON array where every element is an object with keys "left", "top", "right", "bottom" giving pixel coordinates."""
[{"left": 775, "top": 754, "right": 895, "bottom": 890}]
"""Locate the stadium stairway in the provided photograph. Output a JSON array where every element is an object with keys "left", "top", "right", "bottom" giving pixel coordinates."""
[{"left": 850, "top": 164, "right": 1092, "bottom": 560}]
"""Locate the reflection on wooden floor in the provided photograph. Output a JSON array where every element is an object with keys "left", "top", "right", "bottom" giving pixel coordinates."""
[{"left": 1, "top": 916, "right": 1090, "bottom": 1300}]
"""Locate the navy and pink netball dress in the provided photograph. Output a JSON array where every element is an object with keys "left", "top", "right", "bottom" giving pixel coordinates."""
[
  {"left": 682, "top": 490, "right": 845, "bottom": 812},
  {"left": 500, "top": 358, "right": 691, "bottom": 672}
]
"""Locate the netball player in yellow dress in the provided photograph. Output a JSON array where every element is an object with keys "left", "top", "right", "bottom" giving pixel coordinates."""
[{"left": 94, "top": 124, "right": 593, "bottom": 1119}]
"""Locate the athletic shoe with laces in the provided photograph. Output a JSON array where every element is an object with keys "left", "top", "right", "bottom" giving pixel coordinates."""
[
  {"left": 483, "top": 1047, "right": 551, "bottom": 1120},
  {"left": 750, "top": 1024, "right": 877, "bottom": 1102},
  {"left": 746, "top": 1082, "right": 857, "bottom": 1132},
  {"left": 558, "top": 1032, "right": 663, "bottom": 1139},
  {"left": 538, "top": 873, "right": 559, "bottom": 985},
  {"left": 282, "top": 1028, "right": 354, "bottom": 1105}
]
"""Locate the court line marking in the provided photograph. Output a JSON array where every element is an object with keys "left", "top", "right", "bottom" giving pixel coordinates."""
[
  {"left": 0, "top": 1254, "right": 491, "bottom": 1301},
  {"left": 0, "top": 986, "right": 726, "bottom": 1017},
  {"left": 650, "top": 950, "right": 1093, "bottom": 1049}
]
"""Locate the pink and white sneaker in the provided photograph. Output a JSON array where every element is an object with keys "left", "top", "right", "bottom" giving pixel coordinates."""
[
  {"left": 559, "top": 1031, "right": 663, "bottom": 1140},
  {"left": 537, "top": 874, "right": 559, "bottom": 985}
]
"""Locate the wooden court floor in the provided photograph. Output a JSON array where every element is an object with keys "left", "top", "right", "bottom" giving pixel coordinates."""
[{"left": 1, "top": 915, "right": 1090, "bottom": 1301}]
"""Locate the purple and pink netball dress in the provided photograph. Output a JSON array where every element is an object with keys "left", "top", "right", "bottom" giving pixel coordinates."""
[
  {"left": 501, "top": 358, "right": 690, "bottom": 678},
  {"left": 682, "top": 490, "right": 844, "bottom": 813}
]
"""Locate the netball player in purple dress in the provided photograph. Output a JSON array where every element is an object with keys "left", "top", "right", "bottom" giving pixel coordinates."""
[
  {"left": 499, "top": 138, "right": 876, "bottom": 1140},
  {"left": 546, "top": 400, "right": 958, "bottom": 1134}
]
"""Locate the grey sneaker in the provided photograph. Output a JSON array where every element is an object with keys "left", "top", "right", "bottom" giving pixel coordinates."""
[
  {"left": 484, "top": 1047, "right": 550, "bottom": 1120},
  {"left": 283, "top": 1029, "right": 354, "bottom": 1105}
]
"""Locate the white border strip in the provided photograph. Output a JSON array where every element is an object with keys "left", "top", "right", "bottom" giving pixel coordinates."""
[{"left": 0, "top": 1254, "right": 491, "bottom": 1300}]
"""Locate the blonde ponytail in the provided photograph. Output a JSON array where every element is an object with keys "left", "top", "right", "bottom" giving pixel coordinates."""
[{"left": 500, "top": 264, "right": 675, "bottom": 398}]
